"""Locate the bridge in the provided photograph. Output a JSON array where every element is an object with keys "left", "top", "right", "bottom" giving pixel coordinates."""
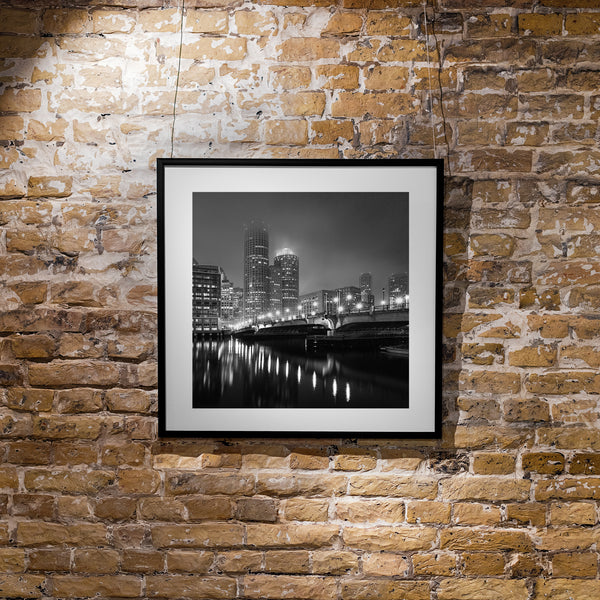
[
  {"left": 313, "top": 307, "right": 408, "bottom": 330},
  {"left": 256, "top": 307, "right": 409, "bottom": 331}
]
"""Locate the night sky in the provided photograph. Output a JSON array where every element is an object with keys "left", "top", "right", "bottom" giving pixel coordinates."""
[{"left": 192, "top": 192, "right": 409, "bottom": 299}]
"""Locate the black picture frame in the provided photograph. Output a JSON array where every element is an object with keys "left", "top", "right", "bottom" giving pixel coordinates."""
[{"left": 157, "top": 159, "right": 444, "bottom": 437}]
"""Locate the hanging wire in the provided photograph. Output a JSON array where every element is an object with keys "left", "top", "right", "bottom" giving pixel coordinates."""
[
  {"left": 170, "top": 0, "right": 186, "bottom": 158},
  {"left": 426, "top": 0, "right": 453, "bottom": 176},
  {"left": 422, "top": 1, "right": 437, "bottom": 159}
]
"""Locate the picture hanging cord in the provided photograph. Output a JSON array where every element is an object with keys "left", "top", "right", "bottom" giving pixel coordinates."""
[
  {"left": 422, "top": 1, "right": 437, "bottom": 159},
  {"left": 170, "top": 0, "right": 186, "bottom": 159},
  {"left": 425, "top": 0, "right": 453, "bottom": 176}
]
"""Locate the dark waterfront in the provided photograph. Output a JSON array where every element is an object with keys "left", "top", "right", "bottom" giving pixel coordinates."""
[{"left": 192, "top": 339, "right": 409, "bottom": 409}]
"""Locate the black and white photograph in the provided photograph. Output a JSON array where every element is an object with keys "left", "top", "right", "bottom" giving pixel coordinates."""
[
  {"left": 158, "top": 159, "right": 442, "bottom": 435},
  {"left": 192, "top": 192, "right": 409, "bottom": 410}
]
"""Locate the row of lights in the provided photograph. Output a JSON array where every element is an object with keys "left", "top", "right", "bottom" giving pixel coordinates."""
[{"left": 233, "top": 294, "right": 410, "bottom": 328}]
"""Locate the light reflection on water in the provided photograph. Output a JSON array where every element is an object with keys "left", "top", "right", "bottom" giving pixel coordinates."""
[{"left": 193, "top": 339, "right": 408, "bottom": 409}]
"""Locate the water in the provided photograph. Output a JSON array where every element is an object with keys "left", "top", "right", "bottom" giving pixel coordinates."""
[{"left": 193, "top": 339, "right": 408, "bottom": 409}]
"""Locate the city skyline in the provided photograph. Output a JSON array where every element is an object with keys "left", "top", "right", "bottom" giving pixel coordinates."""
[{"left": 192, "top": 192, "right": 409, "bottom": 297}]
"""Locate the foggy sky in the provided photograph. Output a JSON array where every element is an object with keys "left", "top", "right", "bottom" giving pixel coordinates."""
[{"left": 192, "top": 192, "right": 409, "bottom": 299}]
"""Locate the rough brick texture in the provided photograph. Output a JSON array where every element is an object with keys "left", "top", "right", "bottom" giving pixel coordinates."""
[{"left": 0, "top": 1, "right": 599, "bottom": 598}]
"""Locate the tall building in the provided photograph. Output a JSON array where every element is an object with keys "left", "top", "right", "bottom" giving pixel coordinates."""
[
  {"left": 192, "top": 261, "right": 221, "bottom": 332},
  {"left": 220, "top": 269, "right": 233, "bottom": 321},
  {"left": 388, "top": 272, "right": 409, "bottom": 306},
  {"left": 274, "top": 248, "right": 299, "bottom": 315},
  {"left": 232, "top": 287, "right": 243, "bottom": 320},
  {"left": 268, "top": 263, "right": 282, "bottom": 315},
  {"left": 359, "top": 272, "right": 374, "bottom": 308},
  {"left": 243, "top": 220, "right": 270, "bottom": 319}
]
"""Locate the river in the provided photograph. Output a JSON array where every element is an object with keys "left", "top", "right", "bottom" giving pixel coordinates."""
[{"left": 192, "top": 339, "right": 409, "bottom": 409}]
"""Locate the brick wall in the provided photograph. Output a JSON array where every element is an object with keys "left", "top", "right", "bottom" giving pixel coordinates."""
[{"left": 1, "top": 0, "right": 599, "bottom": 598}]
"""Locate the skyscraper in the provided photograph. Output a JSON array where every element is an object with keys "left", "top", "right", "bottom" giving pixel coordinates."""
[
  {"left": 220, "top": 268, "right": 233, "bottom": 321},
  {"left": 388, "top": 272, "right": 409, "bottom": 306},
  {"left": 192, "top": 261, "right": 221, "bottom": 332},
  {"left": 359, "top": 272, "right": 374, "bottom": 308},
  {"left": 268, "top": 263, "right": 282, "bottom": 315},
  {"left": 274, "top": 248, "right": 299, "bottom": 315},
  {"left": 243, "top": 220, "right": 270, "bottom": 319}
]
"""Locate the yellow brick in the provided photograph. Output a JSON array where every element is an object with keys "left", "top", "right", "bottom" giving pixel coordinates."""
[
  {"left": 536, "top": 579, "right": 600, "bottom": 599},
  {"left": 0, "top": 574, "right": 46, "bottom": 598},
  {"left": 358, "top": 119, "right": 397, "bottom": 145},
  {"left": 140, "top": 8, "right": 179, "bottom": 32},
  {"left": 467, "top": 14, "right": 513, "bottom": 38},
  {"left": 472, "top": 452, "right": 515, "bottom": 475},
  {"left": 332, "top": 92, "right": 418, "bottom": 118},
  {"left": 214, "top": 551, "right": 261, "bottom": 574},
  {"left": 413, "top": 552, "right": 456, "bottom": 576},
  {"left": 441, "top": 529, "right": 532, "bottom": 552},
  {"left": 152, "top": 524, "right": 244, "bottom": 548},
  {"left": 270, "top": 66, "right": 311, "bottom": 90},
  {"left": 311, "top": 120, "right": 354, "bottom": 145},
  {"left": 343, "top": 526, "right": 436, "bottom": 551},
  {"left": 335, "top": 498, "right": 404, "bottom": 523},
  {"left": 166, "top": 550, "right": 214, "bottom": 573},
  {"left": 342, "top": 580, "right": 429, "bottom": 600},
  {"left": 311, "top": 551, "right": 358, "bottom": 575},
  {"left": 265, "top": 120, "right": 308, "bottom": 145},
  {"left": 92, "top": 9, "right": 135, "bottom": 33},
  {"left": 518, "top": 13, "right": 562, "bottom": 36},
  {"left": 362, "top": 553, "right": 409, "bottom": 576},
  {"left": 187, "top": 10, "right": 228, "bottom": 34},
  {"left": 73, "top": 549, "right": 119, "bottom": 574},
  {"left": 0, "top": 8, "right": 38, "bottom": 34},
  {"left": 0, "top": 116, "right": 23, "bottom": 140},
  {"left": 406, "top": 501, "right": 451, "bottom": 524},
  {"left": 0, "top": 89, "right": 42, "bottom": 112},
  {"left": 323, "top": 12, "right": 362, "bottom": 36},
  {"left": 244, "top": 575, "right": 337, "bottom": 600},
  {"left": 52, "top": 576, "right": 142, "bottom": 599},
  {"left": 236, "top": 10, "right": 277, "bottom": 36},
  {"left": 43, "top": 9, "right": 89, "bottom": 34},
  {"left": 265, "top": 550, "right": 310, "bottom": 573},
  {"left": 366, "top": 13, "right": 410, "bottom": 36},
  {"left": 146, "top": 575, "right": 236, "bottom": 598},
  {"left": 27, "top": 119, "right": 68, "bottom": 142},
  {"left": 289, "top": 451, "right": 329, "bottom": 470},
  {"left": 246, "top": 523, "right": 338, "bottom": 548},
  {"left": 565, "top": 13, "right": 600, "bottom": 36},
  {"left": 278, "top": 38, "right": 340, "bottom": 61},
  {"left": 365, "top": 65, "right": 409, "bottom": 90},
  {"left": 438, "top": 578, "right": 528, "bottom": 600},
  {"left": 280, "top": 92, "right": 326, "bottom": 116},
  {"left": 550, "top": 502, "right": 596, "bottom": 526},
  {"left": 552, "top": 552, "right": 597, "bottom": 577},
  {"left": 453, "top": 503, "right": 502, "bottom": 526},
  {"left": 284, "top": 498, "right": 329, "bottom": 521},
  {"left": 333, "top": 451, "right": 377, "bottom": 471},
  {"left": 315, "top": 65, "right": 359, "bottom": 89},
  {"left": 348, "top": 475, "right": 437, "bottom": 498},
  {"left": 158, "top": 37, "right": 247, "bottom": 60}
]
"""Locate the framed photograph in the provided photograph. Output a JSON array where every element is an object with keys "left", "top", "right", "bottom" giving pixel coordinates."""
[{"left": 158, "top": 159, "right": 443, "bottom": 436}]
